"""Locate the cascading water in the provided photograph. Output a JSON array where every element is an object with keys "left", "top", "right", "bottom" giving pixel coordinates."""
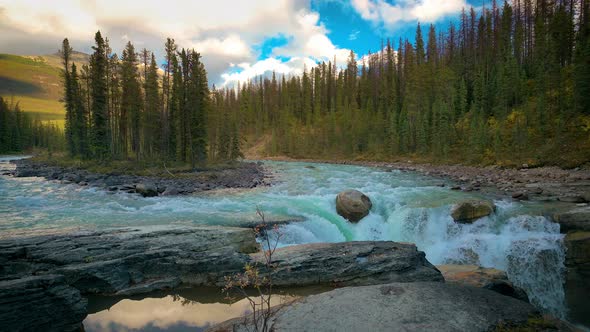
[{"left": 0, "top": 156, "right": 567, "bottom": 317}]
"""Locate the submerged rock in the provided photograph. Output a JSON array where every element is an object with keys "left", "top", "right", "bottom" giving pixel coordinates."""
[
  {"left": 0, "top": 275, "right": 87, "bottom": 332},
  {"left": 450, "top": 200, "right": 495, "bottom": 223},
  {"left": 335, "top": 189, "right": 372, "bottom": 222},
  {"left": 211, "top": 282, "right": 538, "bottom": 332}
]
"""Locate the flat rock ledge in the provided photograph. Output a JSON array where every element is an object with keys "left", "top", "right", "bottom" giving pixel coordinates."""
[
  {"left": 0, "top": 226, "right": 442, "bottom": 332},
  {"left": 210, "top": 282, "right": 541, "bottom": 332}
]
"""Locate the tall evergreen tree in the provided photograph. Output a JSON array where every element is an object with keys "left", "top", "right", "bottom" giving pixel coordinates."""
[{"left": 89, "top": 31, "right": 109, "bottom": 159}]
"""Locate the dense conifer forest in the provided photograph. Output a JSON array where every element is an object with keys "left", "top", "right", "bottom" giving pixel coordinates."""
[
  {"left": 0, "top": 96, "right": 64, "bottom": 154},
  {"left": 22, "top": 0, "right": 590, "bottom": 168}
]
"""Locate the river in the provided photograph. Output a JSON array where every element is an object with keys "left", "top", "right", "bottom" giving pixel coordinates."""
[{"left": 0, "top": 155, "right": 567, "bottom": 322}]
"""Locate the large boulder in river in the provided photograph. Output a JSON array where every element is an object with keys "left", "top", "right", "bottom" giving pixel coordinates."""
[
  {"left": 450, "top": 200, "right": 495, "bottom": 223},
  {"left": 336, "top": 189, "right": 372, "bottom": 222},
  {"left": 135, "top": 182, "right": 158, "bottom": 197},
  {"left": 210, "top": 282, "right": 539, "bottom": 332}
]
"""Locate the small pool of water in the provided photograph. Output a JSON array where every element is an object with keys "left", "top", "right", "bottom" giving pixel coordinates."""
[{"left": 84, "top": 286, "right": 329, "bottom": 332}]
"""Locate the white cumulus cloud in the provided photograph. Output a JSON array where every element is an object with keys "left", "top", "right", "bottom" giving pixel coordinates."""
[
  {"left": 0, "top": 0, "right": 355, "bottom": 86},
  {"left": 351, "top": 0, "right": 467, "bottom": 28}
]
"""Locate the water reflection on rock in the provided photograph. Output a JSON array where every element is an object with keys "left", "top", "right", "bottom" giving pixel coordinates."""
[{"left": 84, "top": 288, "right": 302, "bottom": 332}]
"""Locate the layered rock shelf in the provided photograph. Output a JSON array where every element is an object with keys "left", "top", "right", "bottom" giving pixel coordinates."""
[{"left": 0, "top": 226, "right": 444, "bottom": 331}]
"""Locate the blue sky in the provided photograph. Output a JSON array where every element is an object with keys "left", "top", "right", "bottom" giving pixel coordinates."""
[
  {"left": 311, "top": 0, "right": 479, "bottom": 58},
  {"left": 0, "top": 0, "right": 480, "bottom": 85}
]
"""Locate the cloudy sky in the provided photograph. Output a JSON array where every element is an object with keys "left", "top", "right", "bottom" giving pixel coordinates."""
[{"left": 0, "top": 0, "right": 476, "bottom": 86}]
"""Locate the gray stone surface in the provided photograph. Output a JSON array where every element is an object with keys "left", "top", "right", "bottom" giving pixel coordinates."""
[
  {"left": 211, "top": 282, "right": 539, "bottom": 332},
  {"left": 0, "top": 226, "right": 259, "bottom": 293},
  {"left": 0, "top": 275, "right": 87, "bottom": 332},
  {"left": 437, "top": 264, "right": 529, "bottom": 302},
  {"left": 252, "top": 241, "right": 443, "bottom": 286},
  {"left": 0, "top": 226, "right": 445, "bottom": 332}
]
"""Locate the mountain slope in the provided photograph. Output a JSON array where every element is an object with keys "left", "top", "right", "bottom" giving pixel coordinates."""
[{"left": 0, "top": 52, "right": 89, "bottom": 124}]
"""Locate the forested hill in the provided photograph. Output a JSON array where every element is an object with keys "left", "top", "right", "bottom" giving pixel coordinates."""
[
  {"left": 43, "top": 1, "right": 590, "bottom": 168},
  {"left": 0, "top": 52, "right": 89, "bottom": 125},
  {"left": 218, "top": 0, "right": 590, "bottom": 168}
]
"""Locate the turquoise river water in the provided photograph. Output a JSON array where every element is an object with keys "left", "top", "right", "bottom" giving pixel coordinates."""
[{"left": 0, "top": 155, "right": 567, "bottom": 323}]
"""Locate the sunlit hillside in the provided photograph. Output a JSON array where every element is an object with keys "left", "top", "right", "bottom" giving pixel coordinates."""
[{"left": 0, "top": 52, "right": 89, "bottom": 126}]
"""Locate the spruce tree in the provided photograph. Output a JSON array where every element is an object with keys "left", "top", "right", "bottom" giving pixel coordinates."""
[{"left": 89, "top": 31, "right": 109, "bottom": 159}]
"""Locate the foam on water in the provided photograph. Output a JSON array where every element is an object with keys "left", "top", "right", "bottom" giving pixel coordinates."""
[{"left": 0, "top": 157, "right": 567, "bottom": 317}]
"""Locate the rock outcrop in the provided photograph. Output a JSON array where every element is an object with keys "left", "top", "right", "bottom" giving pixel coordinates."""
[
  {"left": 0, "top": 275, "right": 88, "bottom": 332},
  {"left": 0, "top": 226, "right": 259, "bottom": 294},
  {"left": 252, "top": 241, "right": 443, "bottom": 286},
  {"left": 554, "top": 206, "right": 590, "bottom": 232},
  {"left": 0, "top": 226, "right": 443, "bottom": 332},
  {"left": 553, "top": 206, "right": 590, "bottom": 326},
  {"left": 210, "top": 282, "right": 539, "bottom": 332},
  {"left": 564, "top": 231, "right": 590, "bottom": 326},
  {"left": 450, "top": 200, "right": 495, "bottom": 223},
  {"left": 335, "top": 189, "right": 372, "bottom": 222},
  {"left": 437, "top": 264, "right": 528, "bottom": 302}
]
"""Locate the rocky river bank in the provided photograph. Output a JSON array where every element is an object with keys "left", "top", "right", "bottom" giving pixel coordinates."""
[
  {"left": 265, "top": 156, "right": 590, "bottom": 203},
  {"left": 6, "top": 158, "right": 269, "bottom": 196}
]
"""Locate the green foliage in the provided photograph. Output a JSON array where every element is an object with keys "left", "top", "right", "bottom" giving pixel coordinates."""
[
  {"left": 89, "top": 31, "right": 109, "bottom": 159},
  {"left": 212, "top": 0, "right": 589, "bottom": 168},
  {"left": 0, "top": 96, "right": 64, "bottom": 153}
]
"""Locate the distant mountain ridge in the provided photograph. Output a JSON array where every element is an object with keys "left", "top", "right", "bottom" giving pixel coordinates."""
[{"left": 0, "top": 52, "right": 89, "bottom": 124}]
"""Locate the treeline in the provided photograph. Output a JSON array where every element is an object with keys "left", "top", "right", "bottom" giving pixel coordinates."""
[
  {"left": 61, "top": 33, "right": 239, "bottom": 166},
  {"left": 217, "top": 0, "right": 590, "bottom": 166},
  {"left": 0, "top": 97, "right": 64, "bottom": 154}
]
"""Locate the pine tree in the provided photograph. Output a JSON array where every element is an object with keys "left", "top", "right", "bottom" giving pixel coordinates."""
[
  {"left": 120, "top": 41, "right": 142, "bottom": 159},
  {"left": 89, "top": 31, "right": 109, "bottom": 159}
]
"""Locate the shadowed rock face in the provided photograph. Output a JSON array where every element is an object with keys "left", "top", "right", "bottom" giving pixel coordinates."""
[
  {"left": 210, "top": 282, "right": 540, "bottom": 332},
  {"left": 564, "top": 231, "right": 590, "bottom": 326},
  {"left": 0, "top": 275, "right": 87, "bottom": 332},
  {"left": 0, "top": 226, "right": 443, "bottom": 332}
]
